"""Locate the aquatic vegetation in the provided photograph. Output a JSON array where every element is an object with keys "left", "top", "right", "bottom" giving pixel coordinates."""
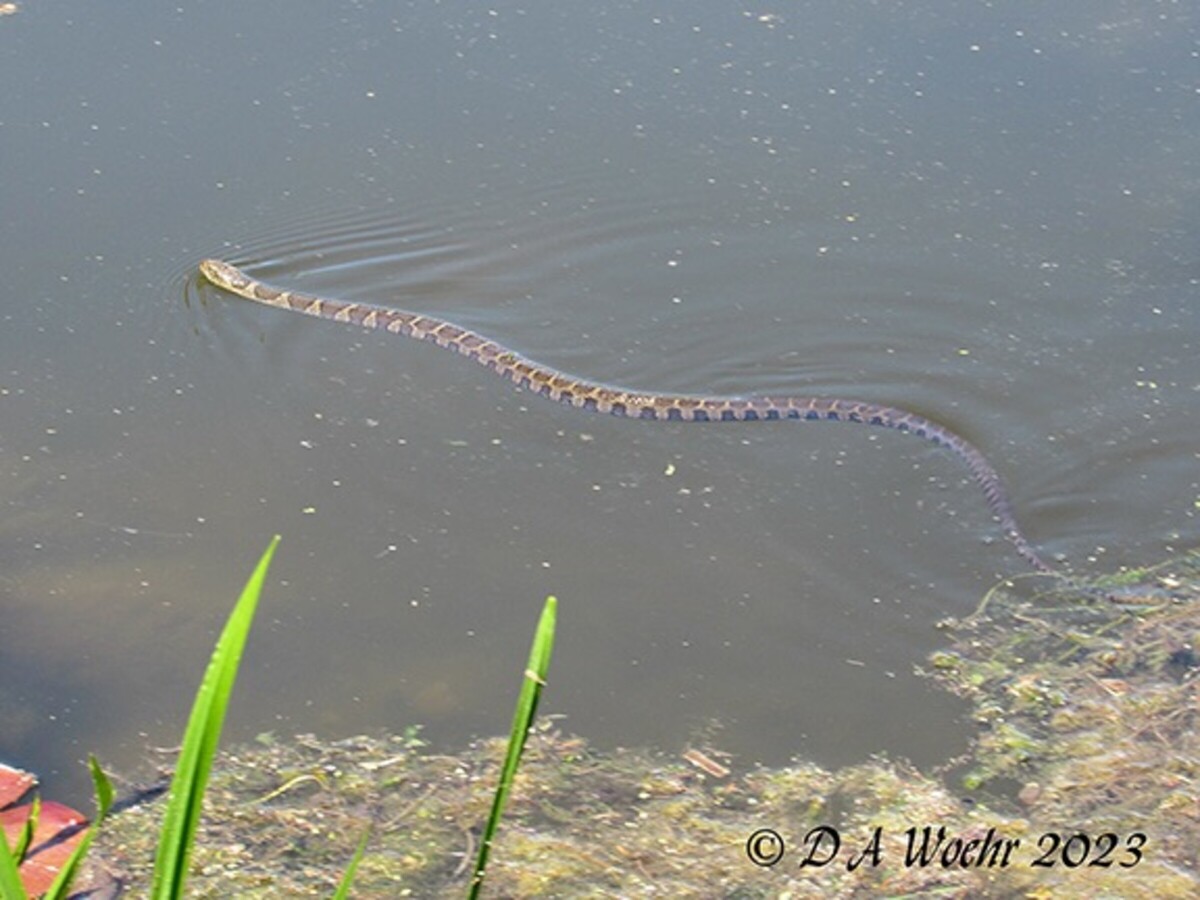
[
  {"left": 0, "top": 539, "right": 560, "bottom": 899},
  {"left": 5, "top": 546, "right": 1197, "bottom": 896},
  {"left": 1, "top": 537, "right": 280, "bottom": 900},
  {"left": 90, "top": 553, "right": 1197, "bottom": 896},
  {"left": 468, "top": 595, "right": 556, "bottom": 899}
]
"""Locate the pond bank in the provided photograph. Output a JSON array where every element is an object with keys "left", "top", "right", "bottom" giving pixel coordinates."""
[{"left": 85, "top": 554, "right": 1199, "bottom": 897}]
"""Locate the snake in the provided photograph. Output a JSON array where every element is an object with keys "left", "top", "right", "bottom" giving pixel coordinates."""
[{"left": 200, "top": 258, "right": 1058, "bottom": 577}]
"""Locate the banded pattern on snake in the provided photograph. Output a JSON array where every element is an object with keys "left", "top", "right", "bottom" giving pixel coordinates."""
[{"left": 199, "top": 258, "right": 1057, "bottom": 576}]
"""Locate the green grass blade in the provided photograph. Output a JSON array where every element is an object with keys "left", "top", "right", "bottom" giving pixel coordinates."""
[
  {"left": 468, "top": 594, "right": 557, "bottom": 900},
  {"left": 42, "top": 755, "right": 115, "bottom": 900},
  {"left": 150, "top": 536, "right": 280, "bottom": 900},
  {"left": 88, "top": 756, "right": 115, "bottom": 816},
  {"left": 330, "top": 826, "right": 371, "bottom": 900},
  {"left": 0, "top": 817, "right": 29, "bottom": 900},
  {"left": 12, "top": 795, "right": 39, "bottom": 862}
]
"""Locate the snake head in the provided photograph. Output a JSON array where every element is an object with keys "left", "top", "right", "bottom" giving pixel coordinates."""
[{"left": 199, "top": 259, "right": 250, "bottom": 291}]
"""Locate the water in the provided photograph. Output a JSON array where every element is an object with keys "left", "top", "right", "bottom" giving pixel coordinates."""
[{"left": 1, "top": 2, "right": 1196, "bottom": 803}]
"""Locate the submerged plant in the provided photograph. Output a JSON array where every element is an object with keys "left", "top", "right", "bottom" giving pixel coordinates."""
[
  {"left": 150, "top": 535, "right": 280, "bottom": 898},
  {"left": 0, "top": 538, "right": 279, "bottom": 900},
  {"left": 1, "top": 539, "right": 560, "bottom": 899}
]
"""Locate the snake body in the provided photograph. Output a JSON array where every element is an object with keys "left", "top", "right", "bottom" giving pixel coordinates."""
[{"left": 200, "top": 258, "right": 1056, "bottom": 575}]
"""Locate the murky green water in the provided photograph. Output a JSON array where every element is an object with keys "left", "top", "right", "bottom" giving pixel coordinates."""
[{"left": 2, "top": 2, "right": 1196, "bottom": 802}]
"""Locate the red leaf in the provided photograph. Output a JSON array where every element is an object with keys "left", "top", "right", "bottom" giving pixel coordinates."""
[
  {"left": 2, "top": 799, "right": 91, "bottom": 896},
  {"left": 0, "top": 764, "right": 36, "bottom": 810}
]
